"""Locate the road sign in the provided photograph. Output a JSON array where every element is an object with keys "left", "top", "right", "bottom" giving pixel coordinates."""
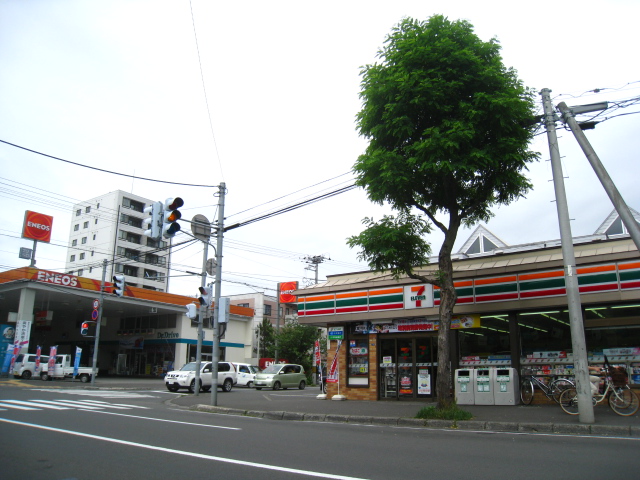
[{"left": 191, "top": 214, "right": 212, "bottom": 241}]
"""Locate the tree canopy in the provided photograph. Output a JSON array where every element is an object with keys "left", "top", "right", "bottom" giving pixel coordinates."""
[{"left": 350, "top": 15, "right": 539, "bottom": 407}]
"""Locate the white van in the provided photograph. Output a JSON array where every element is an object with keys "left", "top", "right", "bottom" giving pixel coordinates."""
[
  {"left": 13, "top": 354, "right": 50, "bottom": 380},
  {"left": 234, "top": 363, "right": 260, "bottom": 387}
]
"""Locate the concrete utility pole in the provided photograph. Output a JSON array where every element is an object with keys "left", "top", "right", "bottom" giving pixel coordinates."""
[
  {"left": 304, "top": 254, "right": 329, "bottom": 284},
  {"left": 210, "top": 182, "right": 226, "bottom": 406},
  {"left": 90, "top": 258, "right": 107, "bottom": 386},
  {"left": 557, "top": 102, "right": 640, "bottom": 251},
  {"left": 193, "top": 240, "right": 208, "bottom": 397},
  {"left": 541, "top": 88, "right": 594, "bottom": 424}
]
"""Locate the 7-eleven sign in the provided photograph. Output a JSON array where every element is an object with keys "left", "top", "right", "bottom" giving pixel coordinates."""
[{"left": 404, "top": 284, "right": 433, "bottom": 309}]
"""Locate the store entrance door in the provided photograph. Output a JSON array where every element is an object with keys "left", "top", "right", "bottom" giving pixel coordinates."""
[{"left": 379, "top": 336, "right": 438, "bottom": 400}]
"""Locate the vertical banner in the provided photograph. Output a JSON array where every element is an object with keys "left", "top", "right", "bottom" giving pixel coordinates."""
[
  {"left": 327, "top": 340, "right": 342, "bottom": 383},
  {"left": 2, "top": 344, "right": 15, "bottom": 375},
  {"left": 9, "top": 342, "right": 20, "bottom": 375},
  {"left": 73, "top": 347, "right": 82, "bottom": 378},
  {"left": 48, "top": 346, "right": 57, "bottom": 377},
  {"left": 35, "top": 345, "right": 42, "bottom": 375},
  {"left": 314, "top": 340, "right": 321, "bottom": 388}
]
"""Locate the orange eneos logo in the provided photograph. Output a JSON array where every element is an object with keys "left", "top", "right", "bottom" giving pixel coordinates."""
[
  {"left": 22, "top": 211, "right": 54, "bottom": 243},
  {"left": 279, "top": 281, "right": 298, "bottom": 304}
]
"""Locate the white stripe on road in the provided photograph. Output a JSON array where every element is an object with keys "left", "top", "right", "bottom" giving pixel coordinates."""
[
  {"left": 2, "top": 400, "right": 70, "bottom": 410},
  {"left": 0, "top": 417, "right": 370, "bottom": 480},
  {"left": 0, "top": 402, "right": 39, "bottom": 410},
  {"left": 84, "top": 408, "right": 241, "bottom": 430}
]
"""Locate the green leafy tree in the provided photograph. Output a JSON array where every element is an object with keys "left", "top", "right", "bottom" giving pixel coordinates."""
[
  {"left": 275, "top": 320, "right": 324, "bottom": 380},
  {"left": 256, "top": 317, "right": 276, "bottom": 359},
  {"left": 349, "top": 15, "right": 538, "bottom": 408}
]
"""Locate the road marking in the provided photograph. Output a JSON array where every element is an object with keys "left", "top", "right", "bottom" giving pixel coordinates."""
[
  {"left": 30, "top": 389, "right": 157, "bottom": 399},
  {"left": 84, "top": 409, "right": 241, "bottom": 430},
  {"left": 0, "top": 417, "right": 370, "bottom": 480},
  {"left": 0, "top": 399, "right": 150, "bottom": 411}
]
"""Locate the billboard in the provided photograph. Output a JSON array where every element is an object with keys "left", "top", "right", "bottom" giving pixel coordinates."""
[
  {"left": 279, "top": 281, "right": 298, "bottom": 304},
  {"left": 22, "top": 210, "right": 53, "bottom": 243}
]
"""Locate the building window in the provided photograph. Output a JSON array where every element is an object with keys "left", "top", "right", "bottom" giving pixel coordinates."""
[
  {"left": 91, "top": 251, "right": 94, "bottom": 256},
  {"left": 78, "top": 269, "right": 84, "bottom": 276},
  {"left": 83, "top": 221, "right": 89, "bottom": 229},
  {"left": 72, "top": 239, "right": 77, "bottom": 247},
  {"left": 146, "top": 237, "right": 167, "bottom": 249},
  {"left": 120, "top": 213, "right": 143, "bottom": 229},
  {"left": 80, "top": 253, "right": 85, "bottom": 260},
  {"left": 117, "top": 246, "right": 141, "bottom": 261},
  {"left": 264, "top": 304, "right": 272, "bottom": 316},
  {"left": 118, "top": 230, "right": 141, "bottom": 244},
  {"left": 95, "top": 218, "right": 98, "bottom": 224},
  {"left": 81, "top": 237, "right": 87, "bottom": 244},
  {"left": 74, "top": 224, "right": 79, "bottom": 231},
  {"left": 122, "top": 197, "right": 144, "bottom": 213},
  {"left": 70, "top": 255, "right": 76, "bottom": 262},
  {"left": 89, "top": 267, "right": 93, "bottom": 273},
  {"left": 238, "top": 303, "right": 249, "bottom": 308},
  {"left": 75, "top": 209, "right": 81, "bottom": 216},
  {"left": 85, "top": 206, "right": 91, "bottom": 213},
  {"left": 93, "top": 234, "right": 96, "bottom": 240}
]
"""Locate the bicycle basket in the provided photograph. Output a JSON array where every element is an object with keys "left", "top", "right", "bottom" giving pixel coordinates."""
[{"left": 608, "top": 366, "right": 628, "bottom": 387}]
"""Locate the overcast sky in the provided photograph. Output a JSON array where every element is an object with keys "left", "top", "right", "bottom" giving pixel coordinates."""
[{"left": 1, "top": 0, "right": 639, "bottom": 298}]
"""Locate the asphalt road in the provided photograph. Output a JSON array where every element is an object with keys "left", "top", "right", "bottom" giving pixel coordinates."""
[{"left": 1, "top": 384, "right": 639, "bottom": 480}]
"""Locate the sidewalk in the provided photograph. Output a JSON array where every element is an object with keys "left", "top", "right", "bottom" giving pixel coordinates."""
[{"left": 4, "top": 377, "right": 639, "bottom": 437}]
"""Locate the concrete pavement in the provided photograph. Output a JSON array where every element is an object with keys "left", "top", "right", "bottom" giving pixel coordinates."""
[{"left": 3, "top": 376, "right": 639, "bottom": 437}]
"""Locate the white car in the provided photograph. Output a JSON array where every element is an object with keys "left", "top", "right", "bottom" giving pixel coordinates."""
[
  {"left": 235, "top": 363, "right": 260, "bottom": 387},
  {"left": 165, "top": 361, "right": 237, "bottom": 393},
  {"left": 13, "top": 354, "right": 49, "bottom": 380}
]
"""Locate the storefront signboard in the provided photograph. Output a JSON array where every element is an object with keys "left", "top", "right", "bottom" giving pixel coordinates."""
[
  {"left": 418, "top": 369, "right": 431, "bottom": 395},
  {"left": 352, "top": 316, "right": 480, "bottom": 334},
  {"left": 328, "top": 327, "right": 344, "bottom": 340}
]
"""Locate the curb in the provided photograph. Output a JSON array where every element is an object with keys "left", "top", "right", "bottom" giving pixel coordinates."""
[{"left": 189, "top": 404, "right": 640, "bottom": 437}]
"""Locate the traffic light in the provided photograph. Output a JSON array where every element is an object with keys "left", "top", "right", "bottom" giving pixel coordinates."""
[
  {"left": 186, "top": 303, "right": 198, "bottom": 321},
  {"left": 162, "top": 197, "right": 184, "bottom": 239},
  {"left": 142, "top": 201, "right": 163, "bottom": 240},
  {"left": 80, "top": 321, "right": 96, "bottom": 336},
  {"left": 113, "top": 275, "right": 126, "bottom": 297},
  {"left": 198, "top": 286, "right": 213, "bottom": 307}
]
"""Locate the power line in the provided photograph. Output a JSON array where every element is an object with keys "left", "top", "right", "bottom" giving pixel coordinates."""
[{"left": 0, "top": 139, "right": 218, "bottom": 188}]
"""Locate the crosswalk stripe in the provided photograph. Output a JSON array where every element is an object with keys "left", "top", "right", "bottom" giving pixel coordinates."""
[
  {"left": 2, "top": 400, "right": 70, "bottom": 410},
  {"left": 30, "top": 400, "right": 113, "bottom": 410},
  {"left": 0, "top": 402, "right": 39, "bottom": 410},
  {"left": 79, "top": 399, "right": 149, "bottom": 409}
]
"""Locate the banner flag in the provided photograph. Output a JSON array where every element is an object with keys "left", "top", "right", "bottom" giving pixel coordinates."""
[{"left": 327, "top": 340, "right": 342, "bottom": 383}]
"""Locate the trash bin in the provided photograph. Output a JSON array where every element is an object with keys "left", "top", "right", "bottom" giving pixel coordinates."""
[
  {"left": 454, "top": 369, "right": 474, "bottom": 405},
  {"left": 493, "top": 368, "right": 519, "bottom": 405},
  {"left": 474, "top": 368, "right": 495, "bottom": 405}
]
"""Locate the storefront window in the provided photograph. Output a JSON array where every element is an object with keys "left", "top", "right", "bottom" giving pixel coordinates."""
[{"left": 347, "top": 337, "right": 369, "bottom": 386}]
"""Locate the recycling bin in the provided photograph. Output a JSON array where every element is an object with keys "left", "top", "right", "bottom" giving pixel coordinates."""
[
  {"left": 454, "top": 369, "right": 474, "bottom": 405},
  {"left": 493, "top": 368, "right": 519, "bottom": 405},
  {"left": 474, "top": 368, "right": 495, "bottom": 405}
]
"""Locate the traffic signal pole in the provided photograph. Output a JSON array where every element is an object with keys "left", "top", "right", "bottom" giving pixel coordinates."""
[
  {"left": 541, "top": 88, "right": 594, "bottom": 424},
  {"left": 193, "top": 241, "right": 208, "bottom": 396},
  {"left": 90, "top": 259, "right": 107, "bottom": 386},
  {"left": 211, "top": 182, "right": 226, "bottom": 406}
]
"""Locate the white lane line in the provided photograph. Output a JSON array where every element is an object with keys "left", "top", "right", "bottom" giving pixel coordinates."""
[
  {"left": 44, "top": 399, "right": 133, "bottom": 410},
  {"left": 0, "top": 417, "right": 370, "bottom": 480},
  {"left": 83, "top": 409, "right": 241, "bottom": 430},
  {"left": 3, "top": 400, "right": 70, "bottom": 410}
]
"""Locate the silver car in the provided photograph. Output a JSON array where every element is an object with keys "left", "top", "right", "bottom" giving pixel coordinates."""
[{"left": 254, "top": 364, "right": 306, "bottom": 390}]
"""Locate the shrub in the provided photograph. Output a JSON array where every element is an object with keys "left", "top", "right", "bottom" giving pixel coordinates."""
[{"left": 415, "top": 404, "right": 473, "bottom": 421}]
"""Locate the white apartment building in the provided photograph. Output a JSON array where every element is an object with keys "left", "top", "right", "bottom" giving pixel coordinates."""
[{"left": 65, "top": 190, "right": 170, "bottom": 291}]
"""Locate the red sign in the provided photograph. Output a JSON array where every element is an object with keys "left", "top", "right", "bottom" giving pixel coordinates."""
[
  {"left": 279, "top": 281, "right": 298, "bottom": 304},
  {"left": 258, "top": 358, "right": 288, "bottom": 370},
  {"left": 22, "top": 210, "right": 53, "bottom": 243}
]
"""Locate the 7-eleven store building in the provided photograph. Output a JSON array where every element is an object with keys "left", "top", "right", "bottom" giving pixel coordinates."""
[{"left": 296, "top": 222, "right": 640, "bottom": 401}]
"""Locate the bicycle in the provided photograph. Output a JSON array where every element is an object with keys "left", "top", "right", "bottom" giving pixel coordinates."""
[
  {"left": 520, "top": 374, "right": 575, "bottom": 405},
  {"left": 559, "top": 361, "right": 639, "bottom": 416}
]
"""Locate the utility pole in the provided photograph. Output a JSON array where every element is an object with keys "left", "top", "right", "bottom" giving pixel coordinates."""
[
  {"left": 210, "top": 182, "right": 226, "bottom": 406},
  {"left": 193, "top": 241, "right": 208, "bottom": 396},
  {"left": 557, "top": 102, "right": 640, "bottom": 251},
  {"left": 541, "top": 88, "right": 594, "bottom": 424},
  {"left": 304, "top": 254, "right": 329, "bottom": 284},
  {"left": 90, "top": 258, "right": 107, "bottom": 386}
]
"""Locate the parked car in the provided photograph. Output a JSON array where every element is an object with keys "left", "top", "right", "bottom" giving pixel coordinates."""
[
  {"left": 165, "top": 361, "right": 237, "bottom": 393},
  {"left": 235, "top": 363, "right": 260, "bottom": 387},
  {"left": 13, "top": 354, "right": 49, "bottom": 380},
  {"left": 254, "top": 363, "right": 306, "bottom": 390}
]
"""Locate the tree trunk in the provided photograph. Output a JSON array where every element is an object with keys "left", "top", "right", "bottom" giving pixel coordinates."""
[{"left": 436, "top": 227, "right": 459, "bottom": 409}]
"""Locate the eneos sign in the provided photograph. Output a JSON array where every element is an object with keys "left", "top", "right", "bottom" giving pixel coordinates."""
[{"left": 22, "top": 211, "right": 53, "bottom": 243}]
